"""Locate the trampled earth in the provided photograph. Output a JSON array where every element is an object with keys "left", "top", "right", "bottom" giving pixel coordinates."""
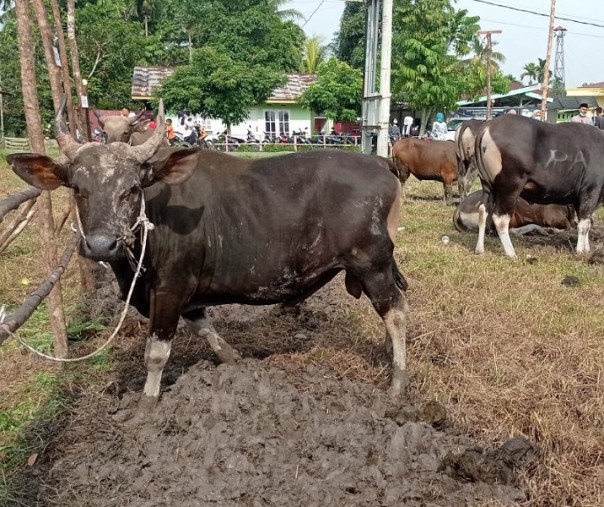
[{"left": 11, "top": 282, "right": 535, "bottom": 507}]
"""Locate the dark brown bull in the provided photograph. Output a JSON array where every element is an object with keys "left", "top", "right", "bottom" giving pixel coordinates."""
[
  {"left": 474, "top": 114, "right": 604, "bottom": 257},
  {"left": 454, "top": 190, "right": 575, "bottom": 233},
  {"left": 454, "top": 119, "right": 484, "bottom": 198},
  {"left": 7, "top": 100, "right": 409, "bottom": 412},
  {"left": 391, "top": 138, "right": 460, "bottom": 201}
]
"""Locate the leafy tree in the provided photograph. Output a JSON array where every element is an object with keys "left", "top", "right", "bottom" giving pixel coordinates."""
[
  {"left": 551, "top": 76, "right": 566, "bottom": 98},
  {"left": 0, "top": 19, "right": 27, "bottom": 135},
  {"left": 75, "top": 3, "right": 147, "bottom": 108},
  {"left": 332, "top": 2, "right": 365, "bottom": 69},
  {"left": 297, "top": 57, "right": 362, "bottom": 122},
  {"left": 390, "top": 0, "right": 479, "bottom": 123},
  {"left": 164, "top": 0, "right": 305, "bottom": 72},
  {"left": 156, "top": 45, "right": 287, "bottom": 128}
]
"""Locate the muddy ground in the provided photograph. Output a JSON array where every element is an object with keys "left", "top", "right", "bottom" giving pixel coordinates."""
[{"left": 8, "top": 277, "right": 538, "bottom": 507}]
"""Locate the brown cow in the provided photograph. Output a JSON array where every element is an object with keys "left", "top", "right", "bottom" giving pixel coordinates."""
[
  {"left": 391, "top": 138, "right": 460, "bottom": 201},
  {"left": 454, "top": 190, "right": 575, "bottom": 234}
]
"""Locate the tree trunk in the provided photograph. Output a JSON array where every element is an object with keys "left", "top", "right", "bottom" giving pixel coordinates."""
[
  {"left": 16, "top": 0, "right": 68, "bottom": 359},
  {"left": 31, "top": 0, "right": 64, "bottom": 112},
  {"left": 66, "top": 0, "right": 87, "bottom": 142},
  {"left": 63, "top": 0, "right": 97, "bottom": 296},
  {"left": 49, "top": 0, "right": 77, "bottom": 137}
]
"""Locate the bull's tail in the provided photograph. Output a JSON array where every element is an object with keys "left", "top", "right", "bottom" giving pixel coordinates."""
[
  {"left": 473, "top": 125, "right": 493, "bottom": 190},
  {"left": 453, "top": 205, "right": 469, "bottom": 233},
  {"left": 392, "top": 262, "right": 408, "bottom": 292}
]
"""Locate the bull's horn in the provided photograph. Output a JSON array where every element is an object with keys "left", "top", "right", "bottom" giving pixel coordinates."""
[
  {"left": 55, "top": 94, "right": 81, "bottom": 160},
  {"left": 92, "top": 109, "right": 105, "bottom": 127},
  {"left": 128, "top": 99, "right": 166, "bottom": 163},
  {"left": 129, "top": 109, "right": 145, "bottom": 125}
]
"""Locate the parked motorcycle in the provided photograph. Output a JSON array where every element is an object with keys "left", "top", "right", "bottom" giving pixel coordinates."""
[{"left": 263, "top": 131, "right": 278, "bottom": 144}]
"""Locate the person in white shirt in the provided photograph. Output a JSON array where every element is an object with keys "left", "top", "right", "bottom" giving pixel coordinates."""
[{"left": 403, "top": 115, "right": 413, "bottom": 137}]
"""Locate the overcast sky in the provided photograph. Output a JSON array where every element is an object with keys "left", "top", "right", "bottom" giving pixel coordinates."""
[{"left": 285, "top": 0, "right": 604, "bottom": 88}]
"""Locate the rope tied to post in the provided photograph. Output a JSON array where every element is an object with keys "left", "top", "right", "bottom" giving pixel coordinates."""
[{"left": 7, "top": 198, "right": 154, "bottom": 363}]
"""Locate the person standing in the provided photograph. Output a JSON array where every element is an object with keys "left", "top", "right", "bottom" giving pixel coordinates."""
[
  {"left": 593, "top": 107, "right": 604, "bottom": 129},
  {"left": 166, "top": 118, "right": 175, "bottom": 145},
  {"left": 389, "top": 118, "right": 401, "bottom": 142},
  {"left": 571, "top": 103, "right": 592, "bottom": 124},
  {"left": 403, "top": 115, "right": 413, "bottom": 137},
  {"left": 431, "top": 112, "right": 448, "bottom": 140}
]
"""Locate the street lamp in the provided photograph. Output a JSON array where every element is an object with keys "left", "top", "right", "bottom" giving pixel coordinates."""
[{"left": 81, "top": 79, "right": 91, "bottom": 142}]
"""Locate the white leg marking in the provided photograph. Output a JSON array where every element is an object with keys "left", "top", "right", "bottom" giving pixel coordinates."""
[
  {"left": 493, "top": 212, "right": 517, "bottom": 258},
  {"left": 576, "top": 218, "right": 591, "bottom": 253},
  {"left": 475, "top": 203, "right": 487, "bottom": 254},
  {"left": 143, "top": 336, "right": 172, "bottom": 399},
  {"left": 384, "top": 304, "right": 409, "bottom": 395}
]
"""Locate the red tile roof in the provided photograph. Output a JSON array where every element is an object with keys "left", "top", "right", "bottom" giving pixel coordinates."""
[
  {"left": 268, "top": 73, "right": 316, "bottom": 102},
  {"left": 131, "top": 66, "right": 175, "bottom": 100}
]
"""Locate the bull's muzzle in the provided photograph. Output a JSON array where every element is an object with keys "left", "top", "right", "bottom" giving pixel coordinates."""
[{"left": 80, "top": 233, "right": 124, "bottom": 261}]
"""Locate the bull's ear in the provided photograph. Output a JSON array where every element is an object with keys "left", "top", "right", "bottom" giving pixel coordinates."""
[
  {"left": 140, "top": 147, "right": 198, "bottom": 187},
  {"left": 132, "top": 119, "right": 150, "bottom": 133},
  {"left": 6, "top": 153, "right": 69, "bottom": 190}
]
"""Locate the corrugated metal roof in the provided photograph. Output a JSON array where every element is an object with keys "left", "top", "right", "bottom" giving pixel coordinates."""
[{"left": 130, "top": 67, "right": 315, "bottom": 102}]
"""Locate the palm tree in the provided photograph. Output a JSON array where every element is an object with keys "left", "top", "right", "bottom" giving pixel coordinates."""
[
  {"left": 470, "top": 37, "right": 506, "bottom": 71},
  {"left": 536, "top": 57, "right": 552, "bottom": 84},
  {"left": 520, "top": 62, "right": 539, "bottom": 84},
  {"left": 300, "top": 36, "right": 326, "bottom": 73},
  {"left": 267, "top": 0, "right": 304, "bottom": 22}
]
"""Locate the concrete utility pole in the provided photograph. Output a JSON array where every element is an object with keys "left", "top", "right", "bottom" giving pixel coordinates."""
[
  {"left": 541, "top": 0, "right": 557, "bottom": 119},
  {"left": 478, "top": 30, "right": 501, "bottom": 120},
  {"left": 360, "top": 0, "right": 393, "bottom": 157}
]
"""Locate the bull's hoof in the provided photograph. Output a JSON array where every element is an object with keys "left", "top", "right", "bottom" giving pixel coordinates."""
[
  {"left": 474, "top": 248, "right": 484, "bottom": 255},
  {"left": 389, "top": 366, "right": 410, "bottom": 397},
  {"left": 215, "top": 345, "right": 241, "bottom": 365}
]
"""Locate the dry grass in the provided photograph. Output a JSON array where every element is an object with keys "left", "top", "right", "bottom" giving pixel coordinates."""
[{"left": 0, "top": 155, "right": 603, "bottom": 506}]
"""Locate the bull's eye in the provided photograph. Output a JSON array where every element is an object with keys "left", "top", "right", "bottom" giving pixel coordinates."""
[{"left": 122, "top": 185, "right": 141, "bottom": 198}]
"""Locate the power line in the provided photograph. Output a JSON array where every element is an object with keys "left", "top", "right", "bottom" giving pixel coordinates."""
[
  {"left": 470, "top": 0, "right": 604, "bottom": 28},
  {"left": 301, "top": 0, "right": 326, "bottom": 28},
  {"left": 480, "top": 17, "right": 604, "bottom": 38}
]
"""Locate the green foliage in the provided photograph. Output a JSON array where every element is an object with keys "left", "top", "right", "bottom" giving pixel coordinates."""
[
  {"left": 76, "top": 4, "right": 148, "bottom": 109},
  {"left": 156, "top": 46, "right": 287, "bottom": 126},
  {"left": 0, "top": 19, "right": 26, "bottom": 136},
  {"left": 297, "top": 57, "right": 362, "bottom": 121},
  {"left": 332, "top": 2, "right": 366, "bottom": 69},
  {"left": 391, "top": 0, "right": 480, "bottom": 112}
]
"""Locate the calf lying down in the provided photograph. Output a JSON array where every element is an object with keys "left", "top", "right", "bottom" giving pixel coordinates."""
[{"left": 454, "top": 191, "right": 576, "bottom": 235}]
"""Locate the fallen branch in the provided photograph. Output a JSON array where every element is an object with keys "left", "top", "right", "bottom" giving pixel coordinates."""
[
  {"left": 0, "top": 186, "right": 41, "bottom": 223},
  {"left": 0, "top": 200, "right": 37, "bottom": 254},
  {"left": 0, "top": 234, "right": 78, "bottom": 346}
]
